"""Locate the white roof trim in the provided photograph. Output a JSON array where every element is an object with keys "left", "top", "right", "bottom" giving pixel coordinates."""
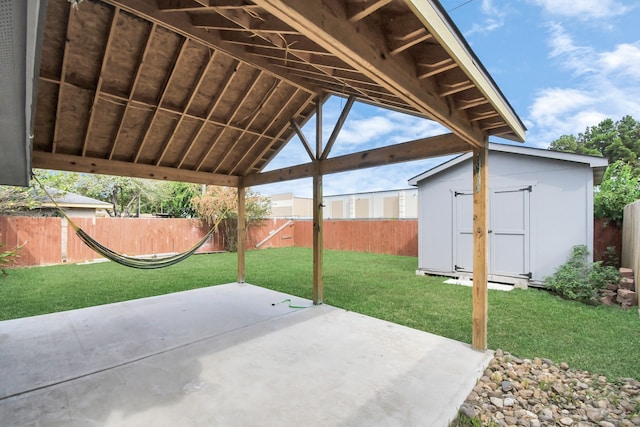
[
  {"left": 408, "top": 143, "right": 609, "bottom": 186},
  {"left": 405, "top": 0, "right": 526, "bottom": 142}
]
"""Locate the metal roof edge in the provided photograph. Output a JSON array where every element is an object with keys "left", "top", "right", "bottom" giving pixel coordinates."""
[
  {"left": 408, "top": 152, "right": 471, "bottom": 185},
  {"left": 408, "top": 143, "right": 609, "bottom": 186},
  {"left": 487, "top": 143, "right": 609, "bottom": 168}
]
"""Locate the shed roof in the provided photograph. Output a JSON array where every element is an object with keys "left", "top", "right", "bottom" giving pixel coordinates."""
[
  {"left": 38, "top": 187, "right": 114, "bottom": 210},
  {"left": 2, "top": 0, "right": 526, "bottom": 187},
  {"left": 407, "top": 143, "right": 609, "bottom": 186}
]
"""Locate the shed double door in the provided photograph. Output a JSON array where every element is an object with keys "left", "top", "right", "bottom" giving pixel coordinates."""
[{"left": 454, "top": 186, "right": 531, "bottom": 279}]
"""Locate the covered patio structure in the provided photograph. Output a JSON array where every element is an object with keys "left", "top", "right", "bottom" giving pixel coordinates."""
[
  {"left": 0, "top": 0, "right": 526, "bottom": 421},
  {"left": 3, "top": 0, "right": 526, "bottom": 350}
]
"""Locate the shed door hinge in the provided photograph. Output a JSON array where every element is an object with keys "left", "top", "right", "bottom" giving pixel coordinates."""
[
  {"left": 519, "top": 272, "right": 532, "bottom": 279},
  {"left": 520, "top": 185, "right": 532, "bottom": 192},
  {"left": 454, "top": 264, "right": 464, "bottom": 271}
]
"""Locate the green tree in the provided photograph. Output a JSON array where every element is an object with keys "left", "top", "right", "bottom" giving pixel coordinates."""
[
  {"left": 157, "top": 182, "right": 201, "bottom": 218},
  {"left": 594, "top": 161, "right": 640, "bottom": 223},
  {"left": 0, "top": 186, "right": 38, "bottom": 213},
  {"left": 36, "top": 171, "right": 167, "bottom": 217},
  {"left": 549, "top": 116, "right": 640, "bottom": 167},
  {"left": 192, "top": 186, "right": 270, "bottom": 251}
]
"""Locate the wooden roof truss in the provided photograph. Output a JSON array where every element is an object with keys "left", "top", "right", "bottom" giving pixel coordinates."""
[{"left": 33, "top": 0, "right": 525, "bottom": 187}]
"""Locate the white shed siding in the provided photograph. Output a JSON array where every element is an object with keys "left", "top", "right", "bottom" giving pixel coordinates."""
[{"left": 416, "top": 151, "right": 598, "bottom": 283}]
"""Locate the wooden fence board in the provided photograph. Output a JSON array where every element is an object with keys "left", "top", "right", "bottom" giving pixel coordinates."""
[
  {"left": 0, "top": 216, "right": 61, "bottom": 266},
  {"left": 294, "top": 220, "right": 418, "bottom": 256},
  {"left": 621, "top": 200, "right": 640, "bottom": 299}
]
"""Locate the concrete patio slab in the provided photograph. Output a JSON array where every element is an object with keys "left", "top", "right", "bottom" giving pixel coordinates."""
[{"left": 0, "top": 283, "right": 492, "bottom": 426}]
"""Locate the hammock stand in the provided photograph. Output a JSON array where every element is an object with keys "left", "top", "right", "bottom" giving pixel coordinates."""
[{"left": 34, "top": 176, "right": 223, "bottom": 269}]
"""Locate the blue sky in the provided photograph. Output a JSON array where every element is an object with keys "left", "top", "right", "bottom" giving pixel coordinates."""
[{"left": 258, "top": 0, "right": 640, "bottom": 197}]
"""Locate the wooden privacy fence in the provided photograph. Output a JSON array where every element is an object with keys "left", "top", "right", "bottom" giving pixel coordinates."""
[
  {"left": 294, "top": 220, "right": 418, "bottom": 256},
  {"left": 621, "top": 200, "right": 640, "bottom": 294},
  {"left": 0, "top": 216, "right": 416, "bottom": 267},
  {"left": 0, "top": 216, "right": 296, "bottom": 267}
]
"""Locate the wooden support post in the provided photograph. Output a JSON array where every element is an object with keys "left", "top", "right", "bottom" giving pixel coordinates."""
[
  {"left": 472, "top": 144, "right": 489, "bottom": 351},
  {"left": 312, "top": 167, "right": 323, "bottom": 304},
  {"left": 237, "top": 186, "right": 246, "bottom": 284}
]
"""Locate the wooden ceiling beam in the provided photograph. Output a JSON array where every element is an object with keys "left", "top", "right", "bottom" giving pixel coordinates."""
[
  {"left": 219, "top": 31, "right": 333, "bottom": 56},
  {"left": 82, "top": 7, "right": 120, "bottom": 157},
  {"left": 234, "top": 89, "right": 315, "bottom": 175},
  {"left": 252, "top": 0, "right": 486, "bottom": 148},
  {"left": 244, "top": 132, "right": 471, "bottom": 186},
  {"left": 156, "top": 49, "right": 218, "bottom": 166},
  {"left": 215, "top": 10, "right": 379, "bottom": 112},
  {"left": 348, "top": 0, "right": 391, "bottom": 23},
  {"left": 246, "top": 46, "right": 357, "bottom": 73},
  {"left": 105, "top": 0, "right": 318, "bottom": 96},
  {"left": 246, "top": 91, "right": 319, "bottom": 173},
  {"left": 457, "top": 97, "right": 490, "bottom": 110},
  {"left": 417, "top": 58, "right": 458, "bottom": 79},
  {"left": 439, "top": 80, "right": 475, "bottom": 97},
  {"left": 389, "top": 32, "right": 432, "bottom": 56},
  {"left": 207, "top": 70, "right": 265, "bottom": 173},
  {"left": 470, "top": 111, "right": 499, "bottom": 122},
  {"left": 71, "top": 87, "right": 275, "bottom": 140},
  {"left": 480, "top": 121, "right": 507, "bottom": 131},
  {"left": 405, "top": 0, "right": 525, "bottom": 141},
  {"left": 33, "top": 151, "right": 240, "bottom": 187},
  {"left": 321, "top": 95, "right": 355, "bottom": 160},
  {"left": 228, "top": 80, "right": 287, "bottom": 174},
  {"left": 51, "top": 6, "right": 72, "bottom": 154},
  {"left": 157, "top": 0, "right": 252, "bottom": 10},
  {"left": 191, "top": 12, "right": 298, "bottom": 34},
  {"left": 134, "top": 37, "right": 189, "bottom": 163},
  {"left": 156, "top": 0, "right": 208, "bottom": 12},
  {"left": 176, "top": 59, "right": 242, "bottom": 169},
  {"left": 109, "top": 22, "right": 157, "bottom": 160},
  {"left": 290, "top": 119, "right": 315, "bottom": 161}
]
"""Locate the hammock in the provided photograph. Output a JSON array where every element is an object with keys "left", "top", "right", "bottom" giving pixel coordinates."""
[{"left": 35, "top": 176, "right": 222, "bottom": 269}]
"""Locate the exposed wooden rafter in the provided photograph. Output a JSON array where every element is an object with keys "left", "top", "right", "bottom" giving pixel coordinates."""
[
  {"left": 245, "top": 91, "right": 318, "bottom": 173},
  {"left": 252, "top": 0, "right": 486, "bottom": 147},
  {"left": 51, "top": 6, "right": 73, "bottom": 154},
  {"left": 156, "top": 48, "right": 218, "bottom": 166},
  {"left": 208, "top": 70, "right": 266, "bottom": 173},
  {"left": 291, "top": 119, "right": 315, "bottom": 161},
  {"left": 177, "top": 59, "right": 242, "bottom": 169},
  {"left": 347, "top": 0, "right": 392, "bottom": 23},
  {"left": 109, "top": 22, "right": 157, "bottom": 160},
  {"left": 81, "top": 7, "right": 120, "bottom": 157},
  {"left": 134, "top": 37, "right": 189, "bottom": 163}
]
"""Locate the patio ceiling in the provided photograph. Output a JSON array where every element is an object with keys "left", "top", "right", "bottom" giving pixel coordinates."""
[{"left": 30, "top": 0, "right": 526, "bottom": 187}]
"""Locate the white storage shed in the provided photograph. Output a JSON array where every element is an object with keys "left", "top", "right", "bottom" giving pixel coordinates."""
[{"left": 408, "top": 144, "right": 608, "bottom": 286}]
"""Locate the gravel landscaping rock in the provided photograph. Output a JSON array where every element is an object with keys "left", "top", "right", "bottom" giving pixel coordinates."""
[{"left": 453, "top": 350, "right": 640, "bottom": 426}]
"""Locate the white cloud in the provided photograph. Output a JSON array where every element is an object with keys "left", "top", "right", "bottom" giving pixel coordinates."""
[
  {"left": 531, "top": 0, "right": 630, "bottom": 19},
  {"left": 527, "top": 88, "right": 599, "bottom": 144},
  {"left": 530, "top": 88, "right": 593, "bottom": 121},
  {"left": 464, "top": 0, "right": 508, "bottom": 36},
  {"left": 335, "top": 115, "right": 396, "bottom": 148},
  {"left": 525, "top": 25, "right": 640, "bottom": 147},
  {"left": 599, "top": 42, "right": 640, "bottom": 79},
  {"left": 547, "top": 23, "right": 597, "bottom": 75}
]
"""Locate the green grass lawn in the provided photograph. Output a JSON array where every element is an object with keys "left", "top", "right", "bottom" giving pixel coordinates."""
[{"left": 1, "top": 247, "right": 638, "bottom": 380}]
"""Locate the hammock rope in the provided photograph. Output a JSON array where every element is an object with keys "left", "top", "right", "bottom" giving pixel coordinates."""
[{"left": 34, "top": 176, "right": 223, "bottom": 269}]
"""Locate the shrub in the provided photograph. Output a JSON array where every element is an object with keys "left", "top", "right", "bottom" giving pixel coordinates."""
[
  {"left": 0, "top": 235, "right": 22, "bottom": 275},
  {"left": 545, "top": 245, "right": 619, "bottom": 304}
]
